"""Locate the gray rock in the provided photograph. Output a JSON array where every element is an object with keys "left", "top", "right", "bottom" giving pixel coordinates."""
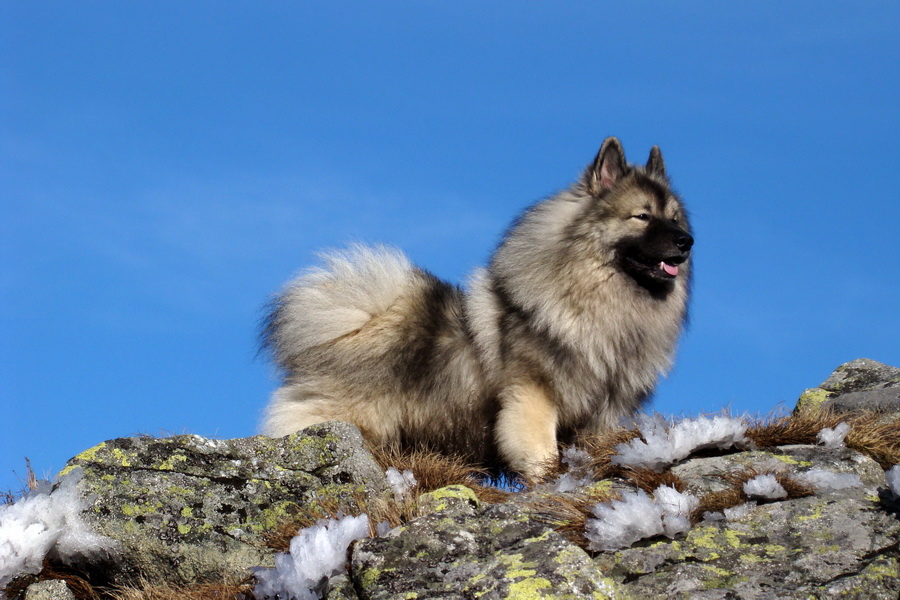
[
  {"left": 23, "top": 580, "right": 75, "bottom": 600},
  {"left": 796, "top": 359, "right": 900, "bottom": 415},
  {"left": 351, "top": 485, "right": 625, "bottom": 599},
  {"left": 56, "top": 422, "right": 388, "bottom": 587},
  {"left": 595, "top": 474, "right": 900, "bottom": 599}
]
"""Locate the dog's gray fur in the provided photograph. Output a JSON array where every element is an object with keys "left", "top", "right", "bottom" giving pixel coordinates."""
[{"left": 261, "top": 137, "right": 693, "bottom": 479}]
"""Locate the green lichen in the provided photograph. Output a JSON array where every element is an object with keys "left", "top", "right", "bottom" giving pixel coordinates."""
[
  {"left": 157, "top": 453, "right": 188, "bottom": 471},
  {"left": 795, "top": 387, "right": 832, "bottom": 412},
  {"left": 57, "top": 442, "right": 107, "bottom": 477},
  {"left": 418, "top": 485, "right": 480, "bottom": 513},
  {"left": 505, "top": 577, "right": 552, "bottom": 599}
]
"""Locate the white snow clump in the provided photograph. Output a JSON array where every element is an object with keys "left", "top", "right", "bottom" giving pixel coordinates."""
[
  {"left": 742, "top": 474, "right": 788, "bottom": 500},
  {"left": 885, "top": 465, "right": 900, "bottom": 498},
  {"left": 796, "top": 468, "right": 862, "bottom": 491},
  {"left": 550, "top": 447, "right": 594, "bottom": 493},
  {"left": 252, "top": 514, "right": 370, "bottom": 600},
  {"left": 612, "top": 414, "right": 749, "bottom": 472},
  {"left": 585, "top": 485, "right": 699, "bottom": 551},
  {"left": 0, "top": 469, "right": 115, "bottom": 590},
  {"left": 817, "top": 422, "right": 851, "bottom": 448},
  {"left": 385, "top": 468, "right": 417, "bottom": 500}
]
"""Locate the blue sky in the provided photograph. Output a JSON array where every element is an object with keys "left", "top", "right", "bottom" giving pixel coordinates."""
[{"left": 2, "top": 2, "right": 898, "bottom": 493}]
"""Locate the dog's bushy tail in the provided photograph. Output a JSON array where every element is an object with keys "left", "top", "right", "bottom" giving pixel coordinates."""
[{"left": 262, "top": 244, "right": 413, "bottom": 370}]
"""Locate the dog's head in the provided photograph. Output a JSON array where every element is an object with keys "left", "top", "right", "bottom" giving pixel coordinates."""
[{"left": 584, "top": 137, "right": 693, "bottom": 297}]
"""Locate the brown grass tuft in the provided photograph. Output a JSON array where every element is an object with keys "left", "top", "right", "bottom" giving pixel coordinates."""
[
  {"left": 108, "top": 576, "right": 254, "bottom": 600},
  {"left": 621, "top": 467, "right": 687, "bottom": 493},
  {"left": 746, "top": 409, "right": 900, "bottom": 468},
  {"left": 576, "top": 428, "right": 642, "bottom": 479},
  {"left": 368, "top": 446, "right": 511, "bottom": 503},
  {"left": 524, "top": 486, "right": 618, "bottom": 548}
]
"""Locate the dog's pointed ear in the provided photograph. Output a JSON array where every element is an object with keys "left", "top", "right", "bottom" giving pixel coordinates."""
[
  {"left": 587, "top": 137, "right": 626, "bottom": 195},
  {"left": 646, "top": 145, "right": 666, "bottom": 177}
]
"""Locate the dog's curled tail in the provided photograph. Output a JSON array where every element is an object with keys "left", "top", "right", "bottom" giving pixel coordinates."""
[{"left": 261, "top": 244, "right": 413, "bottom": 370}]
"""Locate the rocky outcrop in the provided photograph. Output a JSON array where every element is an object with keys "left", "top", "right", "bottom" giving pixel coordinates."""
[
  {"left": 47, "top": 422, "right": 388, "bottom": 587},
  {"left": 795, "top": 358, "right": 900, "bottom": 416},
  {"left": 4, "top": 359, "right": 900, "bottom": 599}
]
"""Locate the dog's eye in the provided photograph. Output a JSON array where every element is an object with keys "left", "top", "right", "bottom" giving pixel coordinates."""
[{"left": 632, "top": 213, "right": 650, "bottom": 221}]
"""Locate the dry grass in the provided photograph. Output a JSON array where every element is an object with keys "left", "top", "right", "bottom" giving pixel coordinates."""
[
  {"left": 524, "top": 486, "right": 618, "bottom": 547},
  {"left": 747, "top": 408, "right": 900, "bottom": 467},
  {"left": 620, "top": 467, "right": 687, "bottom": 493},
  {"left": 369, "top": 446, "right": 512, "bottom": 503},
  {"left": 692, "top": 468, "right": 815, "bottom": 522},
  {"left": 576, "top": 428, "right": 642, "bottom": 479},
  {"left": 108, "top": 577, "right": 254, "bottom": 600},
  {"left": 3, "top": 562, "right": 101, "bottom": 600}
]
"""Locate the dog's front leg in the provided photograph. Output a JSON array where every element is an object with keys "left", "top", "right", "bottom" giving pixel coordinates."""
[{"left": 495, "top": 381, "right": 559, "bottom": 481}]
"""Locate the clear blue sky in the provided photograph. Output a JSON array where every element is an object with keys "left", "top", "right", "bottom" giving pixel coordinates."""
[{"left": 2, "top": 2, "right": 898, "bottom": 493}]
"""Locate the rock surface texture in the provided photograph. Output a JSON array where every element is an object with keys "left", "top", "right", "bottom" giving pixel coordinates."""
[{"left": 4, "top": 359, "right": 899, "bottom": 599}]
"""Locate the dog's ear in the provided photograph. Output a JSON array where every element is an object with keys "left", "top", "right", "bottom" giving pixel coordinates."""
[
  {"left": 646, "top": 145, "right": 666, "bottom": 177},
  {"left": 587, "top": 137, "right": 626, "bottom": 195},
  {"left": 645, "top": 146, "right": 666, "bottom": 177}
]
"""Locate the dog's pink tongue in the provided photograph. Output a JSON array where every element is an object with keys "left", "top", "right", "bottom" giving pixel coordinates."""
[{"left": 661, "top": 262, "right": 679, "bottom": 277}]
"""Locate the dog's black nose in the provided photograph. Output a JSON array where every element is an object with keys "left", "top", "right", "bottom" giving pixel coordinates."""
[{"left": 675, "top": 232, "right": 693, "bottom": 252}]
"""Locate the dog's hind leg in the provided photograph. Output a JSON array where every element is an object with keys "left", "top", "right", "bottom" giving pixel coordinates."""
[{"left": 494, "top": 382, "right": 559, "bottom": 481}]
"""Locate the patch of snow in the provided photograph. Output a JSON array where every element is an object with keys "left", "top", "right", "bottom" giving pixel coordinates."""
[
  {"left": 742, "top": 474, "right": 787, "bottom": 500},
  {"left": 385, "top": 468, "right": 417, "bottom": 500},
  {"left": 0, "top": 469, "right": 115, "bottom": 590},
  {"left": 796, "top": 468, "right": 862, "bottom": 491},
  {"left": 253, "top": 514, "right": 370, "bottom": 600},
  {"left": 723, "top": 501, "right": 758, "bottom": 521},
  {"left": 549, "top": 446, "right": 595, "bottom": 493},
  {"left": 817, "top": 422, "right": 851, "bottom": 448},
  {"left": 585, "top": 485, "right": 699, "bottom": 551},
  {"left": 884, "top": 465, "right": 900, "bottom": 498},
  {"left": 612, "top": 414, "right": 749, "bottom": 472}
]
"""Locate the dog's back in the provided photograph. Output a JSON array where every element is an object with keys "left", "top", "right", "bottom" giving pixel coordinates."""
[{"left": 262, "top": 245, "right": 496, "bottom": 463}]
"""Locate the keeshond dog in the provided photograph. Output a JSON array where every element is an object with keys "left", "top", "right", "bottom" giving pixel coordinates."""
[{"left": 261, "top": 137, "right": 693, "bottom": 480}]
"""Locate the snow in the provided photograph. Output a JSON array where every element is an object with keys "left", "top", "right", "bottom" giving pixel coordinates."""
[
  {"left": 0, "top": 469, "right": 115, "bottom": 591},
  {"left": 884, "top": 465, "right": 900, "bottom": 498},
  {"left": 385, "top": 468, "right": 417, "bottom": 500},
  {"left": 252, "top": 514, "right": 370, "bottom": 600},
  {"left": 817, "top": 422, "right": 851, "bottom": 448},
  {"left": 549, "top": 447, "right": 594, "bottom": 493},
  {"left": 584, "top": 485, "right": 699, "bottom": 551},
  {"left": 796, "top": 468, "right": 862, "bottom": 491},
  {"left": 742, "top": 474, "right": 788, "bottom": 500},
  {"left": 612, "top": 414, "right": 749, "bottom": 472}
]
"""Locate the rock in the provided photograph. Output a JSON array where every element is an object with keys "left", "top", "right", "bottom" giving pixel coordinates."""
[
  {"left": 603, "top": 441, "right": 900, "bottom": 598},
  {"left": 23, "top": 580, "right": 75, "bottom": 600},
  {"left": 595, "top": 483, "right": 900, "bottom": 599},
  {"left": 57, "top": 421, "right": 388, "bottom": 587},
  {"left": 4, "top": 360, "right": 898, "bottom": 598},
  {"left": 795, "top": 358, "right": 900, "bottom": 415},
  {"left": 352, "top": 486, "right": 624, "bottom": 599}
]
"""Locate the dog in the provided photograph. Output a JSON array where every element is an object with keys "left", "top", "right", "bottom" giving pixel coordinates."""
[{"left": 261, "top": 137, "right": 693, "bottom": 480}]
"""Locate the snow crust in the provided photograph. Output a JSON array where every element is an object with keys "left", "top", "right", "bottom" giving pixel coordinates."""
[
  {"left": 0, "top": 469, "right": 115, "bottom": 590},
  {"left": 585, "top": 485, "right": 699, "bottom": 551},
  {"left": 612, "top": 415, "right": 749, "bottom": 472},
  {"left": 550, "top": 447, "right": 594, "bottom": 493},
  {"left": 796, "top": 468, "right": 862, "bottom": 491},
  {"left": 885, "top": 465, "right": 900, "bottom": 498},
  {"left": 385, "top": 468, "right": 417, "bottom": 500},
  {"left": 742, "top": 474, "right": 788, "bottom": 500},
  {"left": 252, "top": 514, "right": 370, "bottom": 600},
  {"left": 817, "top": 422, "right": 851, "bottom": 448}
]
